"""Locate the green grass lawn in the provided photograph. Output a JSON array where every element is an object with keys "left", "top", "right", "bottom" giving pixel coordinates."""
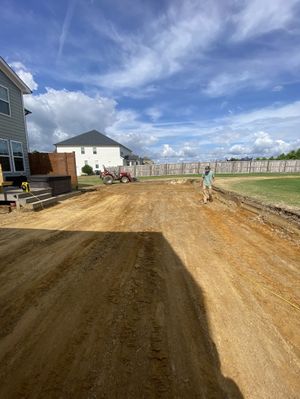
[
  {"left": 78, "top": 175, "right": 103, "bottom": 187},
  {"left": 215, "top": 172, "right": 300, "bottom": 178},
  {"left": 225, "top": 178, "right": 300, "bottom": 207}
]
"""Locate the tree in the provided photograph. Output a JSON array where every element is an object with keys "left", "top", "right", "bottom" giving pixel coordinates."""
[
  {"left": 256, "top": 148, "right": 300, "bottom": 161},
  {"left": 81, "top": 164, "right": 93, "bottom": 175}
]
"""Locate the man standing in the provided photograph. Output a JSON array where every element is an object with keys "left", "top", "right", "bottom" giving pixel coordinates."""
[{"left": 202, "top": 165, "right": 215, "bottom": 204}]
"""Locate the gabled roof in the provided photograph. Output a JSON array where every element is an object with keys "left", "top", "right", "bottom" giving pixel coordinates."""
[
  {"left": 55, "top": 130, "right": 132, "bottom": 152},
  {"left": 0, "top": 57, "right": 32, "bottom": 94}
]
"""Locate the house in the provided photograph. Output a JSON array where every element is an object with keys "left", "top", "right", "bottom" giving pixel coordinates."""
[
  {"left": 55, "top": 130, "right": 133, "bottom": 175},
  {"left": 124, "top": 154, "right": 144, "bottom": 166},
  {"left": 0, "top": 57, "right": 32, "bottom": 184}
]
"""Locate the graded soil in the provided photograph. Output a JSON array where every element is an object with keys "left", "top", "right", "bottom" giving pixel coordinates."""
[{"left": 0, "top": 181, "right": 299, "bottom": 398}]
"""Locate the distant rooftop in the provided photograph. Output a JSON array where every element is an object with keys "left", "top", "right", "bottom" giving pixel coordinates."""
[{"left": 55, "top": 130, "right": 132, "bottom": 152}]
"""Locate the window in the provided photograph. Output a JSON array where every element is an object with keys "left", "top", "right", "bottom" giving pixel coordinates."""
[
  {"left": 84, "top": 160, "right": 88, "bottom": 165},
  {"left": 0, "top": 138, "right": 11, "bottom": 171},
  {"left": 95, "top": 162, "right": 99, "bottom": 169},
  {"left": 11, "top": 141, "right": 25, "bottom": 172},
  {"left": 93, "top": 147, "right": 97, "bottom": 154},
  {"left": 81, "top": 147, "right": 85, "bottom": 154},
  {"left": 0, "top": 86, "right": 10, "bottom": 116}
]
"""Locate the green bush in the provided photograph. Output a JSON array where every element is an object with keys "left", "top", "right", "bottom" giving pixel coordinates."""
[{"left": 81, "top": 164, "right": 93, "bottom": 175}]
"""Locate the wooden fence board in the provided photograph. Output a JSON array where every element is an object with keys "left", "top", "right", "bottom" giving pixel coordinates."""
[
  {"left": 121, "top": 160, "right": 300, "bottom": 177},
  {"left": 29, "top": 152, "right": 78, "bottom": 188}
]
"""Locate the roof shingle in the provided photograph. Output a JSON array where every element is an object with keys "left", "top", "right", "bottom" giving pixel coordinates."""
[{"left": 55, "top": 130, "right": 131, "bottom": 152}]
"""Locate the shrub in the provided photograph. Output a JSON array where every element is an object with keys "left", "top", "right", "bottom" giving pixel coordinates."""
[{"left": 81, "top": 164, "right": 93, "bottom": 175}]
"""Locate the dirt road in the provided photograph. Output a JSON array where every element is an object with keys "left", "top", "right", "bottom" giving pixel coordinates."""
[{"left": 0, "top": 181, "right": 299, "bottom": 398}]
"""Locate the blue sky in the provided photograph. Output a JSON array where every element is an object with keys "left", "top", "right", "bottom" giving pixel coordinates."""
[{"left": 2, "top": 0, "right": 300, "bottom": 161}]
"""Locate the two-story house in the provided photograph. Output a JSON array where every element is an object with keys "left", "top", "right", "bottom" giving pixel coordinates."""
[
  {"left": 0, "top": 57, "right": 32, "bottom": 184},
  {"left": 55, "top": 130, "right": 133, "bottom": 175}
]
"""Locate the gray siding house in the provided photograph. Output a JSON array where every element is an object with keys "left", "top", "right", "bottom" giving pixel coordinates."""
[{"left": 0, "top": 57, "right": 31, "bottom": 183}]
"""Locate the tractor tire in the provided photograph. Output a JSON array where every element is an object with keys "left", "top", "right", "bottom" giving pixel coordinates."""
[
  {"left": 121, "top": 176, "right": 129, "bottom": 183},
  {"left": 103, "top": 175, "right": 114, "bottom": 185}
]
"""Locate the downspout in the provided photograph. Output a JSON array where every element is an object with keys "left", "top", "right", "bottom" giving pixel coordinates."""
[{"left": 21, "top": 94, "right": 31, "bottom": 178}]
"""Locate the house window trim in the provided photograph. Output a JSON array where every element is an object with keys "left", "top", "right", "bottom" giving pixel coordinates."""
[
  {"left": 0, "top": 85, "right": 11, "bottom": 117},
  {"left": 0, "top": 138, "right": 12, "bottom": 172},
  {"left": 10, "top": 140, "right": 25, "bottom": 172}
]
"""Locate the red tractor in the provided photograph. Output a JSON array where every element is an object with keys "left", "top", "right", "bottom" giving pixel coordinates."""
[{"left": 100, "top": 165, "right": 135, "bottom": 185}]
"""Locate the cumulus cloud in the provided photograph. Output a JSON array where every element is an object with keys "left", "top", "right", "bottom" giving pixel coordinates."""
[
  {"left": 252, "top": 131, "right": 293, "bottom": 154},
  {"left": 228, "top": 144, "right": 250, "bottom": 155},
  {"left": 228, "top": 131, "right": 296, "bottom": 157},
  {"left": 162, "top": 144, "right": 177, "bottom": 158},
  {"left": 24, "top": 86, "right": 300, "bottom": 162},
  {"left": 25, "top": 89, "right": 117, "bottom": 150},
  {"left": 10, "top": 62, "right": 38, "bottom": 91},
  {"left": 159, "top": 143, "right": 198, "bottom": 160}
]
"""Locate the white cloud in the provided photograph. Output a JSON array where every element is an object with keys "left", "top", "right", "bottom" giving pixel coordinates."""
[
  {"left": 89, "top": 0, "right": 222, "bottom": 89},
  {"left": 145, "top": 107, "right": 162, "bottom": 121},
  {"left": 57, "top": 0, "right": 78, "bottom": 62},
  {"left": 203, "top": 48, "right": 300, "bottom": 98},
  {"left": 25, "top": 88, "right": 117, "bottom": 150},
  {"left": 272, "top": 85, "right": 283, "bottom": 92},
  {"left": 162, "top": 144, "right": 177, "bottom": 158},
  {"left": 229, "top": 131, "right": 297, "bottom": 156},
  {"left": 158, "top": 143, "right": 198, "bottom": 160},
  {"left": 232, "top": 0, "right": 299, "bottom": 41},
  {"left": 252, "top": 131, "right": 293, "bottom": 154},
  {"left": 10, "top": 62, "right": 38, "bottom": 91},
  {"left": 203, "top": 71, "right": 253, "bottom": 97},
  {"left": 229, "top": 100, "right": 300, "bottom": 126},
  {"left": 229, "top": 144, "right": 249, "bottom": 154},
  {"left": 23, "top": 85, "right": 300, "bottom": 162},
  {"left": 179, "top": 144, "right": 198, "bottom": 158},
  {"left": 76, "top": 0, "right": 300, "bottom": 97}
]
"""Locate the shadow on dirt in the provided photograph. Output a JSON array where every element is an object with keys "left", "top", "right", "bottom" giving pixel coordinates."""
[{"left": 0, "top": 228, "right": 244, "bottom": 398}]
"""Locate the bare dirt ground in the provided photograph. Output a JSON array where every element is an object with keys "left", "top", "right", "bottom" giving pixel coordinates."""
[{"left": 0, "top": 181, "right": 299, "bottom": 399}]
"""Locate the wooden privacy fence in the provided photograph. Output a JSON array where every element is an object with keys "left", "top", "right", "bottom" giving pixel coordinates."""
[
  {"left": 121, "top": 160, "right": 300, "bottom": 177},
  {"left": 29, "top": 152, "right": 78, "bottom": 188}
]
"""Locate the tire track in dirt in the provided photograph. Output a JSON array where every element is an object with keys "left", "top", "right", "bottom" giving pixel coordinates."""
[{"left": 0, "top": 181, "right": 299, "bottom": 398}]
